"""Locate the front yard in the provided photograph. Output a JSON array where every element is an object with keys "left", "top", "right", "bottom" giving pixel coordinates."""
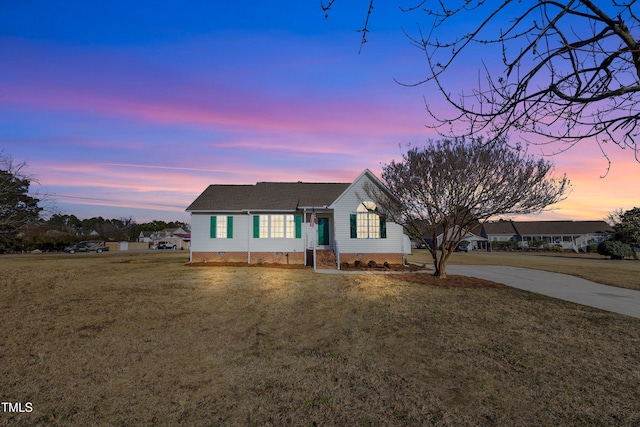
[{"left": 1, "top": 252, "right": 638, "bottom": 425}]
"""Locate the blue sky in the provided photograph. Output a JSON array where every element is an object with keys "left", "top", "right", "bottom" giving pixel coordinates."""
[{"left": 1, "top": 1, "right": 638, "bottom": 223}]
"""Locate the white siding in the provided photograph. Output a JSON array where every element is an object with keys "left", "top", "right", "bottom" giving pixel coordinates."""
[
  {"left": 189, "top": 170, "right": 405, "bottom": 257},
  {"left": 190, "top": 213, "right": 249, "bottom": 252},
  {"left": 250, "top": 236, "right": 305, "bottom": 252},
  {"left": 190, "top": 213, "right": 305, "bottom": 253},
  {"left": 487, "top": 234, "right": 515, "bottom": 242},
  {"left": 332, "top": 172, "right": 405, "bottom": 254}
]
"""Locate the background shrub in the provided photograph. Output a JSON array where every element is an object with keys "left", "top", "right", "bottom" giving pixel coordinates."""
[
  {"left": 528, "top": 239, "right": 545, "bottom": 250},
  {"left": 597, "top": 240, "right": 637, "bottom": 260},
  {"left": 492, "top": 241, "right": 520, "bottom": 251}
]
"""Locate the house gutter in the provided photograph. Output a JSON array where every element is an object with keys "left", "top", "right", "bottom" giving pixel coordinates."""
[
  {"left": 186, "top": 209, "right": 238, "bottom": 213},
  {"left": 241, "top": 209, "right": 298, "bottom": 212}
]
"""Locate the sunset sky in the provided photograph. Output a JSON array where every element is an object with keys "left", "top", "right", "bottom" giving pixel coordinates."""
[{"left": 1, "top": 1, "right": 638, "bottom": 223}]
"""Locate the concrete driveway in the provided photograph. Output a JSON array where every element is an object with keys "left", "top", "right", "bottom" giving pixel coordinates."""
[{"left": 447, "top": 265, "right": 640, "bottom": 318}]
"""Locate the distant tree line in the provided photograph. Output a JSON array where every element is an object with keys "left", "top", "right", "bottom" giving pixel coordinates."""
[
  {"left": 5, "top": 214, "right": 189, "bottom": 253},
  {"left": 1, "top": 150, "right": 188, "bottom": 253}
]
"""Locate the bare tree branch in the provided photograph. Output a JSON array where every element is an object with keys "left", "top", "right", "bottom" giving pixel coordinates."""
[{"left": 324, "top": 1, "right": 640, "bottom": 166}]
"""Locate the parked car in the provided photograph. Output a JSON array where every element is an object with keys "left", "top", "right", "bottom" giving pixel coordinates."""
[
  {"left": 64, "top": 241, "right": 109, "bottom": 254},
  {"left": 157, "top": 241, "right": 176, "bottom": 250},
  {"left": 412, "top": 241, "right": 428, "bottom": 249},
  {"left": 455, "top": 241, "right": 471, "bottom": 252}
]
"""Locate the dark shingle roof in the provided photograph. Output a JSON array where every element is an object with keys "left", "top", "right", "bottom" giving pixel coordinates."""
[
  {"left": 482, "top": 221, "right": 517, "bottom": 236},
  {"left": 186, "top": 182, "right": 351, "bottom": 212},
  {"left": 513, "top": 220, "right": 613, "bottom": 235},
  {"left": 482, "top": 220, "right": 613, "bottom": 237}
]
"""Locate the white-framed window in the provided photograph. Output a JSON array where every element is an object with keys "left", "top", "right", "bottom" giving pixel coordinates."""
[
  {"left": 216, "top": 215, "right": 228, "bottom": 239},
  {"left": 285, "top": 215, "right": 295, "bottom": 238},
  {"left": 270, "top": 215, "right": 285, "bottom": 238},
  {"left": 357, "top": 201, "right": 380, "bottom": 239},
  {"left": 259, "top": 215, "right": 270, "bottom": 238},
  {"left": 210, "top": 215, "right": 233, "bottom": 238},
  {"left": 254, "top": 214, "right": 300, "bottom": 238}
]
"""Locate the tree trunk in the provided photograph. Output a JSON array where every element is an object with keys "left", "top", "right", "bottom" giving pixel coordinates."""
[
  {"left": 431, "top": 250, "right": 448, "bottom": 279},
  {"left": 430, "top": 248, "right": 439, "bottom": 276}
]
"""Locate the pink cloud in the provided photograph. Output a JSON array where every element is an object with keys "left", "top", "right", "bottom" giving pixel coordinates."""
[
  {"left": 6, "top": 85, "right": 425, "bottom": 140},
  {"left": 2, "top": 39, "right": 428, "bottom": 144},
  {"left": 6, "top": 37, "right": 638, "bottom": 223}
]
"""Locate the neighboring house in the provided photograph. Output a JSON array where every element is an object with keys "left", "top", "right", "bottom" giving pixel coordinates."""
[
  {"left": 154, "top": 227, "right": 189, "bottom": 249},
  {"left": 77, "top": 229, "right": 100, "bottom": 237},
  {"left": 480, "top": 220, "right": 518, "bottom": 243},
  {"left": 186, "top": 169, "right": 409, "bottom": 268},
  {"left": 139, "top": 227, "right": 190, "bottom": 249},
  {"left": 161, "top": 227, "right": 189, "bottom": 238},
  {"left": 458, "top": 232, "right": 489, "bottom": 251},
  {"left": 435, "top": 226, "right": 488, "bottom": 251},
  {"left": 173, "top": 233, "right": 191, "bottom": 250},
  {"left": 138, "top": 231, "right": 153, "bottom": 243},
  {"left": 482, "top": 220, "right": 613, "bottom": 251}
]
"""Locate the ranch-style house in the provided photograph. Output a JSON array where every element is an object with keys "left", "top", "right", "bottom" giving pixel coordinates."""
[
  {"left": 481, "top": 219, "right": 613, "bottom": 251},
  {"left": 186, "top": 169, "right": 410, "bottom": 268}
]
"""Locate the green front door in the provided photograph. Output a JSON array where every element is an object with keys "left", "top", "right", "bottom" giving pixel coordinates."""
[{"left": 317, "top": 217, "right": 330, "bottom": 246}]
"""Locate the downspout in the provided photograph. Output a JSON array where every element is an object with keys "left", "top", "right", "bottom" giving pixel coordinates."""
[
  {"left": 303, "top": 208, "right": 307, "bottom": 266},
  {"left": 247, "top": 211, "right": 251, "bottom": 264},
  {"left": 189, "top": 213, "right": 193, "bottom": 263},
  {"left": 312, "top": 207, "right": 317, "bottom": 271}
]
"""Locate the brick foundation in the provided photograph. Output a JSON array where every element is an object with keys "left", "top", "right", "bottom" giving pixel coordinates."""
[
  {"left": 250, "top": 252, "right": 304, "bottom": 265},
  {"left": 191, "top": 251, "right": 304, "bottom": 265},
  {"left": 339, "top": 253, "right": 404, "bottom": 266},
  {"left": 192, "top": 251, "right": 402, "bottom": 267},
  {"left": 191, "top": 251, "right": 249, "bottom": 263}
]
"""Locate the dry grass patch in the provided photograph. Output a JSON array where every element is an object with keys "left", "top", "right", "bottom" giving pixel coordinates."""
[
  {"left": 408, "top": 250, "right": 640, "bottom": 291},
  {"left": 1, "top": 252, "right": 639, "bottom": 426}
]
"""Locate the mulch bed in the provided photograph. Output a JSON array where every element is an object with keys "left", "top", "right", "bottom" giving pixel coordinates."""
[
  {"left": 390, "top": 272, "right": 508, "bottom": 288},
  {"left": 340, "top": 264, "right": 427, "bottom": 272},
  {"left": 187, "top": 261, "right": 429, "bottom": 272}
]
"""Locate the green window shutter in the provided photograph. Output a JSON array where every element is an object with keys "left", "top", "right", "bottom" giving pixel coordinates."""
[
  {"left": 227, "top": 216, "right": 233, "bottom": 238},
  {"left": 350, "top": 214, "right": 357, "bottom": 238},
  {"left": 380, "top": 216, "right": 387, "bottom": 239},
  {"left": 295, "top": 215, "right": 302, "bottom": 238},
  {"left": 253, "top": 215, "right": 260, "bottom": 238},
  {"left": 210, "top": 216, "right": 217, "bottom": 238}
]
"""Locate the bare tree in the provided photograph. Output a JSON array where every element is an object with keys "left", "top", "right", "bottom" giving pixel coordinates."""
[
  {"left": 365, "top": 137, "right": 570, "bottom": 278},
  {"left": 0, "top": 152, "right": 42, "bottom": 248},
  {"left": 322, "top": 1, "right": 640, "bottom": 169}
]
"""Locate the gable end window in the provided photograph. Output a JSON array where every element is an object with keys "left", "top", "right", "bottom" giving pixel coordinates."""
[{"left": 351, "top": 201, "right": 386, "bottom": 239}]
